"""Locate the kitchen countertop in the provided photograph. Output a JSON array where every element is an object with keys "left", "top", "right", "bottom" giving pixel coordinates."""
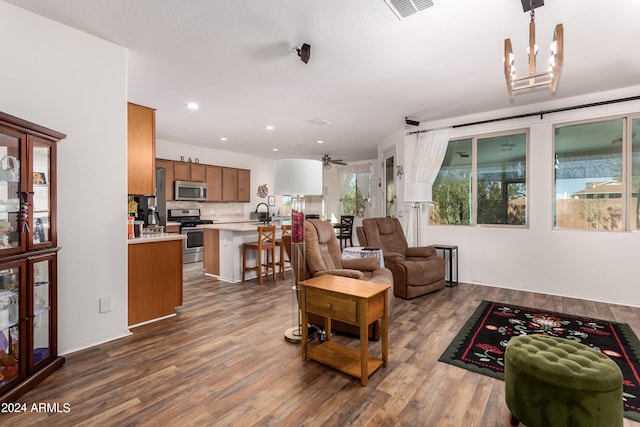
[
  {"left": 127, "top": 233, "right": 187, "bottom": 245},
  {"left": 201, "top": 223, "right": 270, "bottom": 232},
  {"left": 202, "top": 217, "right": 261, "bottom": 224}
]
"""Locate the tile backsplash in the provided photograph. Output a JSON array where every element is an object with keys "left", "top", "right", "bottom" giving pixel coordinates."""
[{"left": 166, "top": 201, "right": 248, "bottom": 220}]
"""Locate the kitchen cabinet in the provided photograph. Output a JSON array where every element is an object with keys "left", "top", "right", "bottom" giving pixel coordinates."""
[
  {"left": 156, "top": 159, "right": 250, "bottom": 203},
  {"left": 127, "top": 103, "right": 156, "bottom": 195},
  {"left": 190, "top": 163, "right": 205, "bottom": 182},
  {"left": 205, "top": 165, "right": 222, "bottom": 202},
  {"left": 0, "top": 111, "right": 65, "bottom": 403},
  {"left": 128, "top": 237, "right": 184, "bottom": 326},
  {"left": 155, "top": 158, "right": 175, "bottom": 201},
  {"left": 222, "top": 167, "right": 237, "bottom": 202},
  {"left": 174, "top": 161, "right": 205, "bottom": 182},
  {"left": 173, "top": 161, "right": 189, "bottom": 181},
  {"left": 237, "top": 168, "right": 251, "bottom": 203}
]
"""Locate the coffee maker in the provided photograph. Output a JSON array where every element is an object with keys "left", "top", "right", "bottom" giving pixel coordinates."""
[{"left": 134, "top": 195, "right": 158, "bottom": 226}]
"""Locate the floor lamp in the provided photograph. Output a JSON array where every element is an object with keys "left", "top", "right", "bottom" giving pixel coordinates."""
[
  {"left": 274, "top": 159, "right": 323, "bottom": 343},
  {"left": 404, "top": 182, "right": 432, "bottom": 246}
]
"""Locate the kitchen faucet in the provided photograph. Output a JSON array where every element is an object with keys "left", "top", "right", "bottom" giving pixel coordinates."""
[{"left": 255, "top": 202, "right": 270, "bottom": 223}]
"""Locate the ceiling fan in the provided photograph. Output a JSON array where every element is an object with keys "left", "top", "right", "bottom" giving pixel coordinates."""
[{"left": 322, "top": 154, "right": 347, "bottom": 169}]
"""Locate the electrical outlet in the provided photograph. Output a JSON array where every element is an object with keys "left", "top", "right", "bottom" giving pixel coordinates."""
[{"left": 99, "top": 297, "right": 111, "bottom": 313}]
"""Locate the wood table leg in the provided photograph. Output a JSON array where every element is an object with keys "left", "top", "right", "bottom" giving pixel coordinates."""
[{"left": 359, "top": 301, "right": 368, "bottom": 385}]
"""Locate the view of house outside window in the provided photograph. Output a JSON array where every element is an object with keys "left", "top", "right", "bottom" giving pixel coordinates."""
[
  {"left": 554, "top": 116, "right": 640, "bottom": 231},
  {"left": 431, "top": 131, "right": 527, "bottom": 226}
]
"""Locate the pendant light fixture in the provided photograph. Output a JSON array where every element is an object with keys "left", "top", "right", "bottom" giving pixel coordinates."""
[{"left": 504, "top": 0, "right": 563, "bottom": 99}]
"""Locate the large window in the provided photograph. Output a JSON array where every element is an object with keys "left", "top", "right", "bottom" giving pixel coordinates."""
[
  {"left": 554, "top": 116, "right": 640, "bottom": 231},
  {"left": 431, "top": 131, "right": 528, "bottom": 226},
  {"left": 341, "top": 166, "right": 371, "bottom": 217}
]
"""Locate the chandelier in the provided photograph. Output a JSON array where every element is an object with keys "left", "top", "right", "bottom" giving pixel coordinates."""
[{"left": 504, "top": 0, "right": 563, "bottom": 99}]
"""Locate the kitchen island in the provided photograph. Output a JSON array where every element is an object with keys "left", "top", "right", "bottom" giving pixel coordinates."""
[
  {"left": 202, "top": 223, "right": 282, "bottom": 282},
  {"left": 128, "top": 233, "right": 186, "bottom": 326}
]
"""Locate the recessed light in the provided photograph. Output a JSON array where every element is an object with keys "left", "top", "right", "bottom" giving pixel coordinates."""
[
  {"left": 317, "top": 140, "right": 324, "bottom": 144},
  {"left": 186, "top": 102, "right": 199, "bottom": 110},
  {"left": 265, "top": 125, "right": 275, "bottom": 130},
  {"left": 272, "top": 148, "right": 279, "bottom": 151},
  {"left": 220, "top": 137, "right": 228, "bottom": 142}
]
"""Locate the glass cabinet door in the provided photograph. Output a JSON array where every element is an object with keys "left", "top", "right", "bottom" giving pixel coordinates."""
[
  {"left": 0, "top": 262, "right": 23, "bottom": 390},
  {"left": 31, "top": 137, "right": 52, "bottom": 248},
  {"left": 0, "top": 126, "right": 23, "bottom": 254},
  {"left": 31, "top": 256, "right": 53, "bottom": 368}
]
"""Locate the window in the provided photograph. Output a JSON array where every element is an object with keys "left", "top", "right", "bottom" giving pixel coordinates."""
[
  {"left": 431, "top": 138, "right": 472, "bottom": 225},
  {"left": 554, "top": 116, "right": 640, "bottom": 231},
  {"left": 431, "top": 131, "right": 528, "bottom": 226},
  {"left": 341, "top": 166, "right": 371, "bottom": 217}
]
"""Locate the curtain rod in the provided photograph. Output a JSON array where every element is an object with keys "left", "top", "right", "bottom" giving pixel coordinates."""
[{"left": 407, "top": 95, "right": 640, "bottom": 135}]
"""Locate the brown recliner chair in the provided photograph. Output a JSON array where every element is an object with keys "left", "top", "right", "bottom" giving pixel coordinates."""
[
  {"left": 284, "top": 219, "right": 394, "bottom": 340},
  {"left": 362, "top": 217, "right": 445, "bottom": 299}
]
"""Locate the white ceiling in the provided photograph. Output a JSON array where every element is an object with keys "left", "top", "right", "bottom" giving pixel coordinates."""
[{"left": 5, "top": 0, "right": 640, "bottom": 162}]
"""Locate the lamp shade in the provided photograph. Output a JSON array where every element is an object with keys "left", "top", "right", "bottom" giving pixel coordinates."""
[
  {"left": 404, "top": 182, "right": 432, "bottom": 202},
  {"left": 274, "top": 159, "right": 323, "bottom": 195}
]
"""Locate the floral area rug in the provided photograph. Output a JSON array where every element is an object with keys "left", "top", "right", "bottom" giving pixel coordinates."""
[{"left": 438, "top": 300, "right": 640, "bottom": 421}]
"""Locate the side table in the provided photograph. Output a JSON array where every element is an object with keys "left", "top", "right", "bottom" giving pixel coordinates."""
[
  {"left": 299, "top": 275, "right": 390, "bottom": 385},
  {"left": 433, "top": 244, "right": 458, "bottom": 287}
]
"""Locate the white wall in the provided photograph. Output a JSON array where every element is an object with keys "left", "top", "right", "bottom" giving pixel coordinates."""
[
  {"left": 0, "top": 2, "right": 129, "bottom": 353},
  {"left": 393, "top": 87, "right": 640, "bottom": 308}
]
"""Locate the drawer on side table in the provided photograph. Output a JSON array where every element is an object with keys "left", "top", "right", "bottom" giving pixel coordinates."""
[{"left": 306, "top": 287, "right": 358, "bottom": 324}]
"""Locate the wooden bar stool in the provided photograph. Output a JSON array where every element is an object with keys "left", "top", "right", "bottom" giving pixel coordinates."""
[
  {"left": 242, "top": 226, "right": 277, "bottom": 285},
  {"left": 274, "top": 224, "right": 291, "bottom": 280}
]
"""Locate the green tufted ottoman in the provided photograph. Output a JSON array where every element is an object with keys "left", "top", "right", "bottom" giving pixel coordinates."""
[{"left": 505, "top": 335, "right": 623, "bottom": 427}]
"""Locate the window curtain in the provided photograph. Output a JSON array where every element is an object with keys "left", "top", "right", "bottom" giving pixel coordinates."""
[
  {"left": 338, "top": 163, "right": 371, "bottom": 217},
  {"left": 337, "top": 165, "right": 352, "bottom": 216},
  {"left": 405, "top": 127, "right": 452, "bottom": 246},
  {"left": 354, "top": 163, "right": 372, "bottom": 217}
]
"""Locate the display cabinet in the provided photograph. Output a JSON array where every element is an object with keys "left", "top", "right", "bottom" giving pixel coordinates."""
[{"left": 0, "top": 111, "right": 64, "bottom": 402}]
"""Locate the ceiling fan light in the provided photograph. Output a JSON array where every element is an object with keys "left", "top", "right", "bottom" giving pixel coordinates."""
[
  {"left": 526, "top": 44, "right": 538, "bottom": 56},
  {"left": 550, "top": 40, "right": 558, "bottom": 54}
]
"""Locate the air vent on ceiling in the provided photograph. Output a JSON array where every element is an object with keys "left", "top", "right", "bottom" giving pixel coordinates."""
[{"left": 384, "top": 0, "right": 437, "bottom": 20}]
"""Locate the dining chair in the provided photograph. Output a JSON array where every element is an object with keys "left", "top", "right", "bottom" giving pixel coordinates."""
[
  {"left": 241, "top": 225, "right": 277, "bottom": 285},
  {"left": 338, "top": 215, "right": 354, "bottom": 250}
]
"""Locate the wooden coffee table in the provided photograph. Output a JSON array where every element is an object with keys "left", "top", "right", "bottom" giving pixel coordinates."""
[{"left": 299, "top": 275, "right": 390, "bottom": 385}]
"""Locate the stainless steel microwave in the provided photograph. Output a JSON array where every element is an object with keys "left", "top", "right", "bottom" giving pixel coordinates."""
[{"left": 174, "top": 180, "right": 207, "bottom": 201}]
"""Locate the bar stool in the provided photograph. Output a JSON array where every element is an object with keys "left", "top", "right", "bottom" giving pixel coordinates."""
[
  {"left": 242, "top": 226, "right": 277, "bottom": 285},
  {"left": 274, "top": 225, "right": 291, "bottom": 280}
]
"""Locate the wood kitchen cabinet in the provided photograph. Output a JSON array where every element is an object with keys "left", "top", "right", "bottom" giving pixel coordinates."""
[
  {"left": 237, "top": 168, "right": 251, "bottom": 202},
  {"left": 221, "top": 167, "right": 251, "bottom": 202},
  {"left": 174, "top": 161, "right": 205, "bottom": 182},
  {"left": 155, "top": 158, "right": 174, "bottom": 201},
  {"left": 127, "top": 103, "right": 156, "bottom": 195},
  {"left": 206, "top": 165, "right": 222, "bottom": 202},
  {"left": 190, "top": 163, "right": 206, "bottom": 182},
  {"left": 156, "top": 159, "right": 250, "bottom": 203},
  {"left": 0, "top": 111, "right": 65, "bottom": 403},
  {"left": 128, "top": 238, "right": 183, "bottom": 326},
  {"left": 222, "top": 167, "right": 238, "bottom": 202},
  {"left": 173, "top": 161, "right": 190, "bottom": 181}
]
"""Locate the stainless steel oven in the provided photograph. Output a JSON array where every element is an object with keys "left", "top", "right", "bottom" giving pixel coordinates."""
[
  {"left": 182, "top": 226, "right": 205, "bottom": 264},
  {"left": 167, "top": 209, "right": 213, "bottom": 264}
]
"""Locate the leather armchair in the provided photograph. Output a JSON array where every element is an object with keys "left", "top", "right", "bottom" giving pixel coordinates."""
[
  {"left": 284, "top": 219, "right": 394, "bottom": 340},
  {"left": 362, "top": 217, "right": 445, "bottom": 299}
]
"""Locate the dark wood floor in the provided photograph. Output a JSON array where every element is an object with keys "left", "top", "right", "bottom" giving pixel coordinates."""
[{"left": 4, "top": 264, "right": 640, "bottom": 426}]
